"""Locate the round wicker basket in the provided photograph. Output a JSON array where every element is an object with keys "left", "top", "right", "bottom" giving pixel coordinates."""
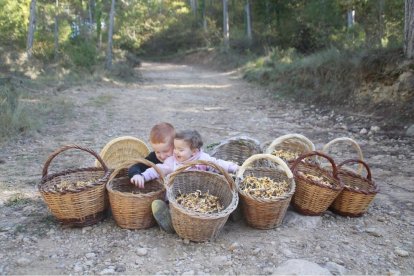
[
  {"left": 38, "top": 145, "right": 111, "bottom": 227},
  {"left": 236, "top": 154, "right": 295, "bottom": 229},
  {"left": 329, "top": 159, "right": 379, "bottom": 217},
  {"left": 95, "top": 136, "right": 150, "bottom": 177},
  {"left": 290, "top": 151, "right": 343, "bottom": 216},
  {"left": 106, "top": 158, "right": 166, "bottom": 229},
  {"left": 210, "top": 136, "right": 262, "bottom": 166},
  {"left": 321, "top": 137, "right": 364, "bottom": 174},
  {"left": 166, "top": 160, "right": 238, "bottom": 242},
  {"left": 264, "top": 134, "right": 316, "bottom": 165}
]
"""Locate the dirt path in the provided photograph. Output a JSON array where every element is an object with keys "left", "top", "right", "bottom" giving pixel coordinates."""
[{"left": 0, "top": 62, "right": 413, "bottom": 275}]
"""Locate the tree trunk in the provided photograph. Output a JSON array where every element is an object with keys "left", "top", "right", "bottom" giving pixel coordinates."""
[
  {"left": 404, "top": 0, "right": 414, "bottom": 59},
  {"left": 223, "top": 0, "right": 229, "bottom": 49},
  {"left": 347, "top": 8, "right": 355, "bottom": 28},
  {"left": 105, "top": 0, "right": 115, "bottom": 70},
  {"left": 26, "top": 0, "right": 36, "bottom": 58},
  {"left": 245, "top": 0, "right": 252, "bottom": 43},
  {"left": 54, "top": 0, "right": 59, "bottom": 60},
  {"left": 202, "top": 0, "right": 207, "bottom": 31}
]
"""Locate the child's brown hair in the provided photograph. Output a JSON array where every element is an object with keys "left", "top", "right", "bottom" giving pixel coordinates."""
[
  {"left": 175, "top": 130, "right": 203, "bottom": 150},
  {"left": 149, "top": 122, "right": 175, "bottom": 144}
]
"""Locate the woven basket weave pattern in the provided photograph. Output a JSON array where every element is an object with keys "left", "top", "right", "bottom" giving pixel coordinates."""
[
  {"left": 106, "top": 158, "right": 166, "bottom": 229},
  {"left": 39, "top": 145, "right": 110, "bottom": 227},
  {"left": 167, "top": 160, "right": 238, "bottom": 242},
  {"left": 291, "top": 151, "right": 343, "bottom": 216},
  {"left": 236, "top": 154, "right": 295, "bottom": 229},
  {"left": 330, "top": 159, "right": 378, "bottom": 217}
]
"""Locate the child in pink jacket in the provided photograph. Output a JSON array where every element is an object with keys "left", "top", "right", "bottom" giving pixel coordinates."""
[{"left": 132, "top": 129, "right": 239, "bottom": 188}]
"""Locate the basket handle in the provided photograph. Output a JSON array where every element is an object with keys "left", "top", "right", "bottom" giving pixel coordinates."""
[
  {"left": 265, "top": 133, "right": 315, "bottom": 154},
  {"left": 107, "top": 158, "right": 165, "bottom": 184},
  {"left": 291, "top": 151, "right": 339, "bottom": 180},
  {"left": 166, "top": 160, "right": 236, "bottom": 192},
  {"left": 42, "top": 144, "right": 109, "bottom": 179},
  {"left": 236, "top": 153, "right": 293, "bottom": 179},
  {"left": 337, "top": 159, "right": 372, "bottom": 181},
  {"left": 322, "top": 137, "right": 364, "bottom": 174}
]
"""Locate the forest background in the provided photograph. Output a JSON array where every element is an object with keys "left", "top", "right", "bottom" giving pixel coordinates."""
[{"left": 0, "top": 0, "right": 413, "bottom": 143}]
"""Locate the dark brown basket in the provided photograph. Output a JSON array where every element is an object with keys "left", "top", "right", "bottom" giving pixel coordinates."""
[
  {"left": 166, "top": 160, "right": 238, "bottom": 242},
  {"left": 38, "top": 145, "right": 111, "bottom": 227},
  {"left": 106, "top": 158, "right": 166, "bottom": 229},
  {"left": 236, "top": 154, "right": 295, "bottom": 229},
  {"left": 210, "top": 136, "right": 262, "bottom": 166},
  {"left": 329, "top": 159, "right": 379, "bottom": 217},
  {"left": 290, "top": 151, "right": 343, "bottom": 216}
]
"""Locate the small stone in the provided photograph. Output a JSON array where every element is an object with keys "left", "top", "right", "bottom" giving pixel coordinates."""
[
  {"left": 395, "top": 248, "right": 409, "bottom": 257},
  {"left": 99, "top": 268, "right": 115, "bottom": 275},
  {"left": 183, "top": 239, "right": 190, "bottom": 244},
  {"left": 136, "top": 248, "right": 148, "bottom": 256},
  {"left": 16, "top": 257, "right": 31, "bottom": 266},
  {"left": 365, "top": 228, "right": 382, "bottom": 237},
  {"left": 228, "top": 242, "right": 240, "bottom": 251},
  {"left": 360, "top": 128, "right": 368, "bottom": 134},
  {"left": 115, "top": 265, "right": 126, "bottom": 272},
  {"left": 252, "top": 248, "right": 261, "bottom": 255},
  {"left": 86, "top": 253, "right": 96, "bottom": 259},
  {"left": 73, "top": 264, "right": 83, "bottom": 272}
]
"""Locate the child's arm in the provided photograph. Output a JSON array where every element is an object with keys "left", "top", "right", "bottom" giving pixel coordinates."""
[
  {"left": 128, "top": 152, "right": 160, "bottom": 178},
  {"left": 202, "top": 153, "right": 239, "bottom": 173}
]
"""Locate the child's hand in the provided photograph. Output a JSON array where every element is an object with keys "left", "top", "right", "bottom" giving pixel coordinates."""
[{"left": 130, "top": 174, "right": 145, "bottom": 189}]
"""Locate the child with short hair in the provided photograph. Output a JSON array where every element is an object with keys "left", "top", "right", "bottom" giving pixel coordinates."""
[
  {"left": 134, "top": 129, "right": 239, "bottom": 234},
  {"left": 129, "top": 122, "right": 175, "bottom": 186},
  {"left": 132, "top": 129, "right": 239, "bottom": 188}
]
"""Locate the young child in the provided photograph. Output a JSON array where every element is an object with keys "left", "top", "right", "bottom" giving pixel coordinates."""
[
  {"left": 133, "top": 130, "right": 239, "bottom": 234},
  {"left": 133, "top": 129, "right": 239, "bottom": 187},
  {"left": 129, "top": 122, "right": 175, "bottom": 185}
]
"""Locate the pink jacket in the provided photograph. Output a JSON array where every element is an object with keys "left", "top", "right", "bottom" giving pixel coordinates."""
[{"left": 142, "top": 150, "right": 238, "bottom": 182}]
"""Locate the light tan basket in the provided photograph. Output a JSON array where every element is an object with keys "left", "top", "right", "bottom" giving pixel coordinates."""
[
  {"left": 95, "top": 136, "right": 150, "bottom": 177},
  {"left": 210, "top": 136, "right": 262, "bottom": 166},
  {"left": 330, "top": 159, "right": 379, "bottom": 217},
  {"left": 166, "top": 160, "right": 238, "bottom": 242},
  {"left": 236, "top": 154, "right": 295, "bottom": 229},
  {"left": 290, "top": 151, "right": 343, "bottom": 216},
  {"left": 38, "top": 145, "right": 111, "bottom": 227},
  {"left": 106, "top": 158, "right": 166, "bottom": 229},
  {"left": 322, "top": 137, "right": 364, "bottom": 174},
  {"left": 265, "top": 134, "right": 316, "bottom": 165}
]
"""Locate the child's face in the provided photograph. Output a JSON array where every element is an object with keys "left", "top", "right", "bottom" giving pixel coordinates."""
[
  {"left": 152, "top": 141, "right": 173, "bottom": 162},
  {"left": 173, "top": 139, "right": 198, "bottom": 163}
]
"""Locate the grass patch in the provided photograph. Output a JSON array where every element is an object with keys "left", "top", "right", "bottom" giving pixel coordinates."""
[
  {"left": 88, "top": 94, "right": 114, "bottom": 107},
  {"left": 4, "top": 193, "right": 31, "bottom": 207}
]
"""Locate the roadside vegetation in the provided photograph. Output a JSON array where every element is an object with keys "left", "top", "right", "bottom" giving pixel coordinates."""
[{"left": 0, "top": 0, "right": 413, "bottom": 143}]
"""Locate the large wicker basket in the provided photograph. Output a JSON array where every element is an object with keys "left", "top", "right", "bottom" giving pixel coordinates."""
[
  {"left": 210, "top": 136, "right": 262, "bottom": 166},
  {"left": 290, "top": 151, "right": 343, "bottom": 216},
  {"left": 322, "top": 137, "right": 364, "bottom": 174},
  {"left": 106, "top": 158, "right": 166, "bottom": 229},
  {"left": 265, "top": 134, "right": 316, "bottom": 165},
  {"left": 38, "top": 145, "right": 111, "bottom": 227},
  {"left": 95, "top": 136, "right": 150, "bottom": 177},
  {"left": 329, "top": 159, "right": 379, "bottom": 217},
  {"left": 236, "top": 154, "right": 295, "bottom": 229},
  {"left": 166, "top": 160, "right": 238, "bottom": 242}
]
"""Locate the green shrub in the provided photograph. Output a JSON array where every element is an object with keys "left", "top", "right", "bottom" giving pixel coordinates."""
[{"left": 64, "top": 39, "right": 97, "bottom": 70}]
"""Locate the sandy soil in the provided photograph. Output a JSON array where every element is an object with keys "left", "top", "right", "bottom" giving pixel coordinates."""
[{"left": 0, "top": 62, "right": 413, "bottom": 275}]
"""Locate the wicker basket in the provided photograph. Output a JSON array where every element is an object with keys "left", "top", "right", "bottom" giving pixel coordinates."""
[
  {"left": 322, "top": 137, "right": 364, "bottom": 174},
  {"left": 166, "top": 160, "right": 238, "bottom": 242},
  {"left": 38, "top": 145, "right": 111, "bottom": 227},
  {"left": 290, "top": 151, "right": 343, "bottom": 216},
  {"left": 95, "top": 136, "right": 150, "bottom": 177},
  {"left": 329, "top": 159, "right": 379, "bottom": 217},
  {"left": 265, "top": 134, "right": 316, "bottom": 165},
  {"left": 210, "top": 136, "right": 262, "bottom": 166},
  {"left": 236, "top": 154, "right": 295, "bottom": 229},
  {"left": 106, "top": 158, "right": 166, "bottom": 229}
]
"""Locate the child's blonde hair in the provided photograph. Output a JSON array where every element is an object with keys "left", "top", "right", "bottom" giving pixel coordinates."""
[
  {"left": 175, "top": 130, "right": 203, "bottom": 150},
  {"left": 149, "top": 122, "right": 175, "bottom": 144}
]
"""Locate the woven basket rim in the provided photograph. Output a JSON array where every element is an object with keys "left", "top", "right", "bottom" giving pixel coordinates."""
[
  {"left": 39, "top": 167, "right": 111, "bottom": 194},
  {"left": 95, "top": 136, "right": 151, "bottom": 168},
  {"left": 338, "top": 169, "right": 379, "bottom": 194},
  {"left": 210, "top": 135, "right": 261, "bottom": 154}
]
